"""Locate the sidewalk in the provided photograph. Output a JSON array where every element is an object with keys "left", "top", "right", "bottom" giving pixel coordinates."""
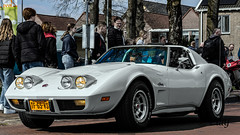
[
  {"left": 226, "top": 89, "right": 240, "bottom": 103},
  {"left": 0, "top": 112, "right": 20, "bottom": 126}
]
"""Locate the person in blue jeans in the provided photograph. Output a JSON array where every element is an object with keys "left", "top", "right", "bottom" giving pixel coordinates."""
[
  {"left": 16, "top": 8, "right": 46, "bottom": 72},
  {"left": 61, "top": 23, "right": 79, "bottom": 69},
  {"left": 0, "top": 18, "right": 17, "bottom": 114}
]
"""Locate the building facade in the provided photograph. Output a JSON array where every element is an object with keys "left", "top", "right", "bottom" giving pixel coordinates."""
[{"left": 196, "top": 0, "right": 240, "bottom": 57}]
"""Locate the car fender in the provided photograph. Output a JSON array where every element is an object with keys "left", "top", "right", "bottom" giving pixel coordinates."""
[
  {"left": 93, "top": 66, "right": 154, "bottom": 114},
  {"left": 198, "top": 65, "right": 228, "bottom": 107}
]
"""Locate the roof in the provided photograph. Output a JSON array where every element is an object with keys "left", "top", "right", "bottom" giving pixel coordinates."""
[
  {"left": 36, "top": 14, "right": 76, "bottom": 31},
  {"left": 144, "top": 8, "right": 199, "bottom": 30},
  {"left": 75, "top": 12, "right": 117, "bottom": 27},
  {"left": 196, "top": 0, "right": 240, "bottom": 11},
  {"left": 143, "top": 1, "right": 193, "bottom": 16},
  {"left": 144, "top": 12, "right": 169, "bottom": 29}
]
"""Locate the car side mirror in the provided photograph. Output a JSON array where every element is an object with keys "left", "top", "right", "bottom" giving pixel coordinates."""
[
  {"left": 92, "top": 60, "right": 97, "bottom": 64},
  {"left": 176, "top": 57, "right": 189, "bottom": 71}
]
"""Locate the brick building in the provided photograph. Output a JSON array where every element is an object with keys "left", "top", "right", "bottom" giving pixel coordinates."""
[
  {"left": 35, "top": 14, "right": 76, "bottom": 51},
  {"left": 142, "top": 1, "right": 199, "bottom": 45}
]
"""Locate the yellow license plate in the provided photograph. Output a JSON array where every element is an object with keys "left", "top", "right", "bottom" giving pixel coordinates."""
[{"left": 29, "top": 100, "right": 50, "bottom": 111}]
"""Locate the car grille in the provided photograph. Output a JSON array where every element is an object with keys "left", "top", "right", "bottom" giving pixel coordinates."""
[{"left": 57, "top": 100, "right": 85, "bottom": 111}]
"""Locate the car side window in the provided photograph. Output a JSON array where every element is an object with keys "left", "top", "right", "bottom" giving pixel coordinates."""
[{"left": 169, "top": 47, "right": 194, "bottom": 69}]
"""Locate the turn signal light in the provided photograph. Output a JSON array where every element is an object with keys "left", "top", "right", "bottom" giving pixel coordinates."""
[
  {"left": 11, "top": 99, "right": 20, "bottom": 105},
  {"left": 101, "top": 96, "right": 110, "bottom": 101},
  {"left": 74, "top": 100, "right": 85, "bottom": 106}
]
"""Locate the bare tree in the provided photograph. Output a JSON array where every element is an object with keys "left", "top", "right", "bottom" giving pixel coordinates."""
[
  {"left": 111, "top": 2, "right": 128, "bottom": 16},
  {"left": 206, "top": 0, "right": 220, "bottom": 37},
  {"left": 90, "top": 0, "right": 99, "bottom": 26},
  {"left": 54, "top": 0, "right": 84, "bottom": 16},
  {"left": 126, "top": 0, "right": 137, "bottom": 39},
  {"left": 103, "top": 0, "right": 112, "bottom": 26},
  {"left": 136, "top": 0, "right": 145, "bottom": 34},
  {"left": 167, "top": 0, "right": 182, "bottom": 45},
  {"left": 54, "top": 0, "right": 126, "bottom": 21}
]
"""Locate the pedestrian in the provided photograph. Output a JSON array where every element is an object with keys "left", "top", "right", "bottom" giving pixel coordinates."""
[
  {"left": 188, "top": 41, "right": 197, "bottom": 51},
  {"left": 159, "top": 36, "right": 166, "bottom": 45},
  {"left": 202, "top": 28, "right": 225, "bottom": 68},
  {"left": 91, "top": 22, "right": 107, "bottom": 61},
  {"left": 125, "top": 38, "right": 135, "bottom": 45},
  {"left": 108, "top": 16, "right": 125, "bottom": 49},
  {"left": 16, "top": 8, "right": 46, "bottom": 72},
  {"left": 227, "top": 43, "right": 234, "bottom": 61},
  {"left": 136, "top": 30, "right": 147, "bottom": 45},
  {"left": 41, "top": 22, "right": 58, "bottom": 68},
  {"left": 238, "top": 47, "right": 240, "bottom": 59},
  {"left": 197, "top": 42, "right": 204, "bottom": 56},
  {"left": 0, "top": 18, "right": 17, "bottom": 114},
  {"left": 61, "top": 23, "right": 79, "bottom": 69}
]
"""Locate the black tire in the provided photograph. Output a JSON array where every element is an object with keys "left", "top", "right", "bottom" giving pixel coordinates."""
[
  {"left": 198, "top": 80, "right": 224, "bottom": 121},
  {"left": 19, "top": 112, "right": 54, "bottom": 128},
  {"left": 115, "top": 80, "right": 152, "bottom": 130}
]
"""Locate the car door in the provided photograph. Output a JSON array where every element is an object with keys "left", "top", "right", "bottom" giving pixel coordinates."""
[
  {"left": 167, "top": 47, "right": 205, "bottom": 107},
  {"left": 142, "top": 46, "right": 169, "bottom": 110}
]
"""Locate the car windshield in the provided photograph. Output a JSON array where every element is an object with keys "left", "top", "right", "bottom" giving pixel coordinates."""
[{"left": 97, "top": 46, "right": 168, "bottom": 65}]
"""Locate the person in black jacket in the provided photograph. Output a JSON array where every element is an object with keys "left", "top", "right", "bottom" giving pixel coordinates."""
[
  {"left": 41, "top": 22, "right": 58, "bottom": 68},
  {"left": 0, "top": 18, "right": 17, "bottom": 114},
  {"left": 91, "top": 22, "right": 107, "bottom": 61},
  {"left": 202, "top": 28, "right": 225, "bottom": 68},
  {"left": 16, "top": 8, "right": 46, "bottom": 72},
  {"left": 61, "top": 23, "right": 78, "bottom": 69},
  {"left": 108, "top": 16, "right": 125, "bottom": 49}
]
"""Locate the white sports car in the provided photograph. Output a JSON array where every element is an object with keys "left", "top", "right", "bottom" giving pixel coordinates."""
[{"left": 5, "top": 45, "right": 232, "bottom": 130}]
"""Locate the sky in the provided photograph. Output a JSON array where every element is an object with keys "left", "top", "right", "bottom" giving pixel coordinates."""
[{"left": 19, "top": 0, "right": 201, "bottom": 21}]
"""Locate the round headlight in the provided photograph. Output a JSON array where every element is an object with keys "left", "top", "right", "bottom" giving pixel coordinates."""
[
  {"left": 15, "top": 77, "right": 24, "bottom": 89},
  {"left": 75, "top": 76, "right": 86, "bottom": 89},
  {"left": 24, "top": 76, "right": 34, "bottom": 89},
  {"left": 61, "top": 76, "right": 73, "bottom": 89}
]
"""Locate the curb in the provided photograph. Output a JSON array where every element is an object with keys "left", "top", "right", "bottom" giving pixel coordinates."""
[
  {"left": 226, "top": 90, "right": 240, "bottom": 103},
  {"left": 226, "top": 95, "right": 240, "bottom": 103}
]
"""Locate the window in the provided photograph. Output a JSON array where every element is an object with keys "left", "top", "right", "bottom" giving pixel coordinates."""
[
  {"left": 218, "top": 15, "right": 230, "bottom": 34},
  {"left": 151, "top": 32, "right": 168, "bottom": 43},
  {"left": 169, "top": 47, "right": 194, "bottom": 69}
]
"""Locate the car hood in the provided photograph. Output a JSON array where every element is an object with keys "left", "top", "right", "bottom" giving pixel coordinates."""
[{"left": 57, "top": 62, "right": 133, "bottom": 77}]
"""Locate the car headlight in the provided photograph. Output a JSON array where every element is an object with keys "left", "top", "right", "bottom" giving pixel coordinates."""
[
  {"left": 61, "top": 76, "right": 73, "bottom": 89},
  {"left": 15, "top": 77, "right": 24, "bottom": 89},
  {"left": 75, "top": 76, "right": 86, "bottom": 89},
  {"left": 24, "top": 76, "right": 34, "bottom": 89}
]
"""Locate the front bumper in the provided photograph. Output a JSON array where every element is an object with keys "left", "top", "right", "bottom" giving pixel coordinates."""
[{"left": 7, "top": 90, "right": 122, "bottom": 116}]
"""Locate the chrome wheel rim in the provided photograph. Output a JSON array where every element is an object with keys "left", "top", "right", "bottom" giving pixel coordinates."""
[
  {"left": 211, "top": 88, "right": 222, "bottom": 115},
  {"left": 132, "top": 90, "right": 149, "bottom": 123}
]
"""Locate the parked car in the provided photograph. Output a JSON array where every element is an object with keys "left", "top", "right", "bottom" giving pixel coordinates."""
[{"left": 5, "top": 45, "right": 232, "bottom": 130}]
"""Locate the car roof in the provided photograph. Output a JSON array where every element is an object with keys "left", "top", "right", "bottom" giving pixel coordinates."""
[
  {"left": 110, "top": 45, "right": 207, "bottom": 65},
  {"left": 111, "top": 44, "right": 185, "bottom": 48}
]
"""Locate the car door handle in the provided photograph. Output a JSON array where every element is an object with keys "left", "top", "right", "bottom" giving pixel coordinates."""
[
  {"left": 195, "top": 66, "right": 200, "bottom": 69},
  {"left": 157, "top": 82, "right": 166, "bottom": 87}
]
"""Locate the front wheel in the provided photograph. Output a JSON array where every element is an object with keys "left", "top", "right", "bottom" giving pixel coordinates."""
[
  {"left": 115, "top": 80, "right": 152, "bottom": 130},
  {"left": 19, "top": 112, "right": 54, "bottom": 128},
  {"left": 198, "top": 80, "right": 224, "bottom": 121}
]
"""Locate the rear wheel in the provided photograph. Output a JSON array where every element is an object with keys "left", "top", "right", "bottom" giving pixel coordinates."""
[
  {"left": 19, "top": 112, "right": 54, "bottom": 128},
  {"left": 198, "top": 80, "right": 224, "bottom": 121},
  {"left": 115, "top": 81, "right": 152, "bottom": 130}
]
